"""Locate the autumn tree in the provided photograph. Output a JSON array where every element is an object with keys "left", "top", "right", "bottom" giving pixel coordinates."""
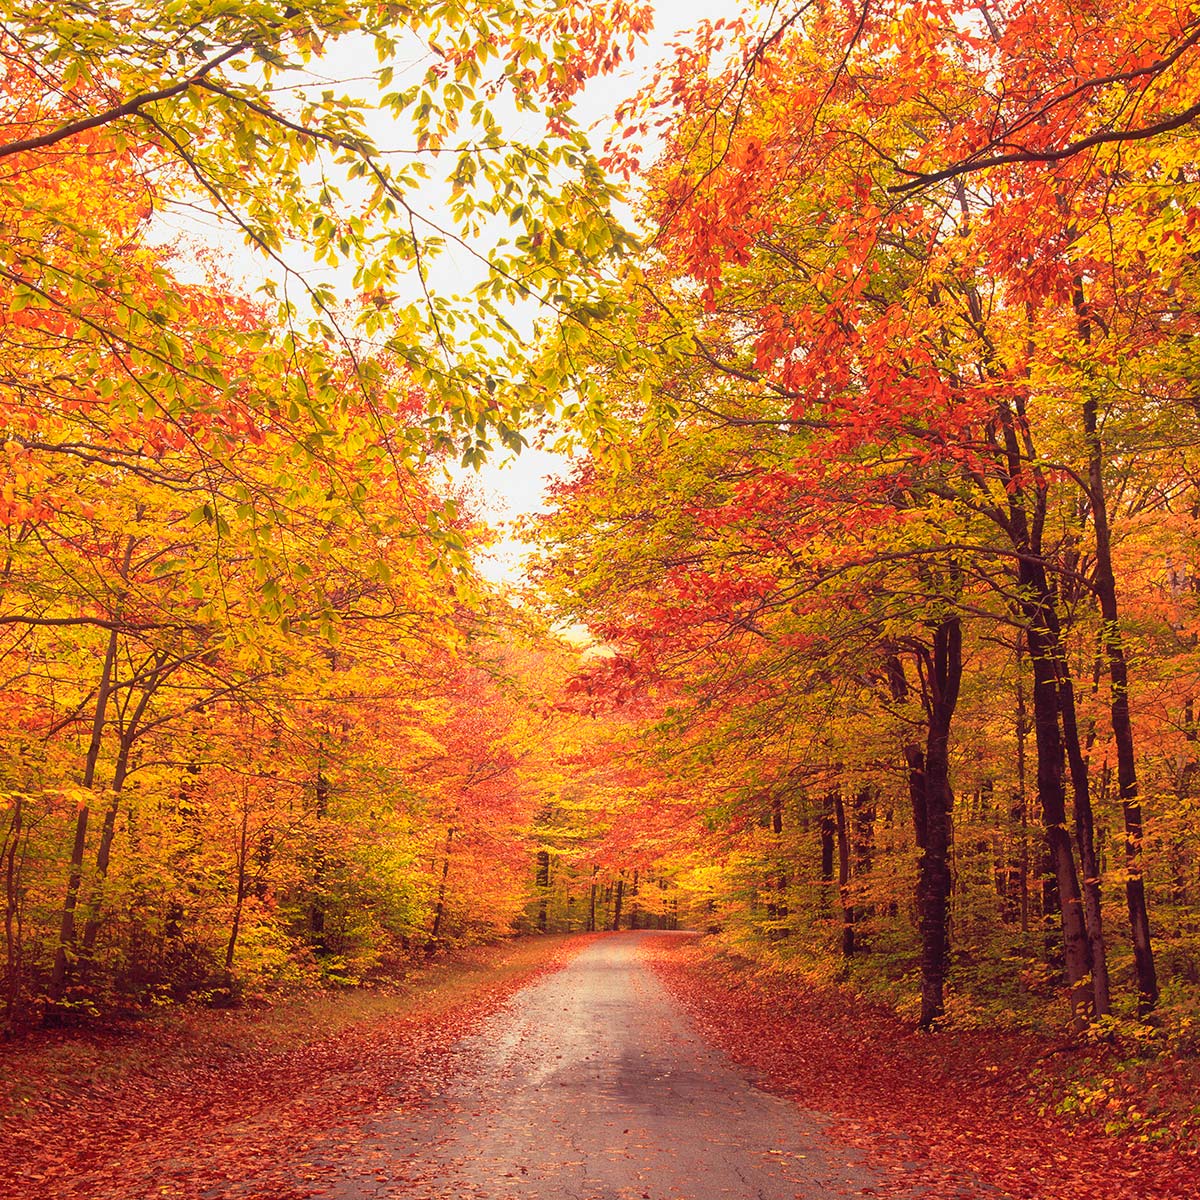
[{"left": 532, "top": 0, "right": 1200, "bottom": 1030}]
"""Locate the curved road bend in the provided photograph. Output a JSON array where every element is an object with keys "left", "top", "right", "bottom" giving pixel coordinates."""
[{"left": 305, "top": 931, "right": 896, "bottom": 1200}]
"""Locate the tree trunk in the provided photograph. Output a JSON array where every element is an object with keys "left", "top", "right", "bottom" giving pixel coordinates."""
[
  {"left": 833, "top": 791, "right": 854, "bottom": 958},
  {"left": 991, "top": 385, "right": 1093, "bottom": 1026},
  {"left": 3, "top": 794, "right": 28, "bottom": 1029},
  {"left": 1058, "top": 666, "right": 1111, "bottom": 1016},
  {"left": 51, "top": 625, "right": 119, "bottom": 1001},
  {"left": 427, "top": 826, "right": 454, "bottom": 952},
  {"left": 610, "top": 872, "right": 624, "bottom": 931},
  {"left": 886, "top": 647, "right": 958, "bottom": 1028},
  {"left": 80, "top": 672, "right": 158, "bottom": 963},
  {"left": 1082, "top": 388, "right": 1158, "bottom": 1013},
  {"left": 224, "top": 795, "right": 251, "bottom": 988},
  {"left": 853, "top": 786, "right": 876, "bottom": 875},
  {"left": 1021, "top": 580, "right": 1094, "bottom": 1027},
  {"left": 852, "top": 785, "right": 875, "bottom": 924},
  {"left": 78, "top": 750, "right": 130, "bottom": 961},
  {"left": 536, "top": 848, "right": 550, "bottom": 933},
  {"left": 310, "top": 754, "right": 330, "bottom": 955},
  {"left": 1013, "top": 634, "right": 1031, "bottom": 931},
  {"left": 915, "top": 617, "right": 962, "bottom": 1030},
  {"left": 819, "top": 795, "right": 835, "bottom": 917}
]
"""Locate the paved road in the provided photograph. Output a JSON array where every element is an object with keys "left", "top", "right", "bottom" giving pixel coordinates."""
[{"left": 310, "top": 932, "right": 885, "bottom": 1200}]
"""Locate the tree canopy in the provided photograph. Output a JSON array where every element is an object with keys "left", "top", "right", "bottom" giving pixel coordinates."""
[{"left": 4, "top": 0, "right": 1200, "bottom": 1062}]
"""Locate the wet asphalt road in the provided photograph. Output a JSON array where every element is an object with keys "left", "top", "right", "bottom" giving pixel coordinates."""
[{"left": 310, "top": 931, "right": 886, "bottom": 1200}]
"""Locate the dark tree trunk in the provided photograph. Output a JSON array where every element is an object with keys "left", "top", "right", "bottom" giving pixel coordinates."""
[
  {"left": 224, "top": 798, "right": 251, "bottom": 987},
  {"left": 427, "top": 826, "right": 454, "bottom": 952},
  {"left": 1021, "top": 581, "right": 1094, "bottom": 1026},
  {"left": 1081, "top": 388, "right": 1158, "bottom": 1013},
  {"left": 915, "top": 617, "right": 962, "bottom": 1030},
  {"left": 1173, "top": 699, "right": 1197, "bottom": 906},
  {"left": 819, "top": 796, "right": 836, "bottom": 918},
  {"left": 610, "top": 873, "right": 624, "bottom": 932},
  {"left": 3, "top": 794, "right": 28, "bottom": 1029},
  {"left": 853, "top": 786, "right": 876, "bottom": 876},
  {"left": 991, "top": 388, "right": 1094, "bottom": 1026},
  {"left": 78, "top": 748, "right": 130, "bottom": 961},
  {"left": 79, "top": 664, "right": 161, "bottom": 965},
  {"left": 310, "top": 756, "right": 330, "bottom": 954},
  {"left": 833, "top": 791, "right": 854, "bottom": 958},
  {"left": 253, "top": 831, "right": 273, "bottom": 900},
  {"left": 852, "top": 785, "right": 875, "bottom": 926},
  {"left": 1011, "top": 634, "right": 1031, "bottom": 931},
  {"left": 536, "top": 848, "right": 550, "bottom": 933},
  {"left": 763, "top": 790, "right": 788, "bottom": 932},
  {"left": 887, "top": 643, "right": 959, "bottom": 1030},
  {"left": 51, "top": 625, "right": 119, "bottom": 1001},
  {"left": 1058, "top": 665, "right": 1111, "bottom": 1016}
]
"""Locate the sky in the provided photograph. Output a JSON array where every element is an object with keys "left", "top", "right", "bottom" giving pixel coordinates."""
[
  {"left": 464, "top": 0, "right": 735, "bottom": 585},
  {"left": 153, "top": 0, "right": 741, "bottom": 585}
]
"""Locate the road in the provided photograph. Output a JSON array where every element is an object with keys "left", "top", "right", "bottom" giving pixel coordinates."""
[{"left": 310, "top": 932, "right": 886, "bottom": 1200}]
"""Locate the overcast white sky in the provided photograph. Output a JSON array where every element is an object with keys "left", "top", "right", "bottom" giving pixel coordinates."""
[
  {"left": 467, "top": 0, "right": 736, "bottom": 585},
  {"left": 156, "top": 0, "right": 741, "bottom": 584}
]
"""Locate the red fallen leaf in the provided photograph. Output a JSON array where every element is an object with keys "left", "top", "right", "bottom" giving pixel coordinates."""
[
  {"left": 0, "top": 937, "right": 588, "bottom": 1200},
  {"left": 645, "top": 938, "right": 1198, "bottom": 1200}
]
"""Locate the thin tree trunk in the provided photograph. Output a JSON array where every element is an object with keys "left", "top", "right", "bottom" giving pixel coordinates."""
[
  {"left": 1015, "top": 634, "right": 1031, "bottom": 932},
  {"left": 852, "top": 785, "right": 875, "bottom": 924},
  {"left": 224, "top": 793, "right": 251, "bottom": 988},
  {"left": 1082, "top": 388, "right": 1158, "bottom": 1013},
  {"left": 427, "top": 826, "right": 454, "bottom": 952},
  {"left": 993, "top": 385, "right": 1092, "bottom": 1026},
  {"left": 78, "top": 748, "right": 130, "bottom": 961},
  {"left": 80, "top": 671, "right": 158, "bottom": 961},
  {"left": 1058, "top": 667, "right": 1111, "bottom": 1016},
  {"left": 853, "top": 786, "right": 876, "bottom": 875},
  {"left": 1173, "top": 699, "right": 1197, "bottom": 906},
  {"left": 310, "top": 752, "right": 330, "bottom": 955},
  {"left": 51, "top": 625, "right": 119, "bottom": 1000},
  {"left": 833, "top": 791, "right": 854, "bottom": 958},
  {"left": 4, "top": 795, "right": 27, "bottom": 1029},
  {"left": 819, "top": 795, "right": 836, "bottom": 918},
  {"left": 536, "top": 848, "right": 550, "bottom": 933}
]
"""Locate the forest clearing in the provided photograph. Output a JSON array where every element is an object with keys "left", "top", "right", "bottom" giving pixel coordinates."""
[{"left": 2, "top": 0, "right": 1200, "bottom": 1196}]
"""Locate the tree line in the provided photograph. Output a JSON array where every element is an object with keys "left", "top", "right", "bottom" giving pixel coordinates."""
[
  {"left": 0, "top": 0, "right": 647, "bottom": 1030},
  {"left": 532, "top": 0, "right": 1200, "bottom": 1031}
]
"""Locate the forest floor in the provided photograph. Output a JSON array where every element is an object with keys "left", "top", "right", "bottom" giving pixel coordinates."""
[
  {"left": 648, "top": 936, "right": 1200, "bottom": 1200},
  {"left": 298, "top": 929, "right": 889, "bottom": 1200},
  {"left": 0, "top": 934, "right": 588, "bottom": 1200},
  {"left": 2, "top": 931, "right": 1196, "bottom": 1200}
]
